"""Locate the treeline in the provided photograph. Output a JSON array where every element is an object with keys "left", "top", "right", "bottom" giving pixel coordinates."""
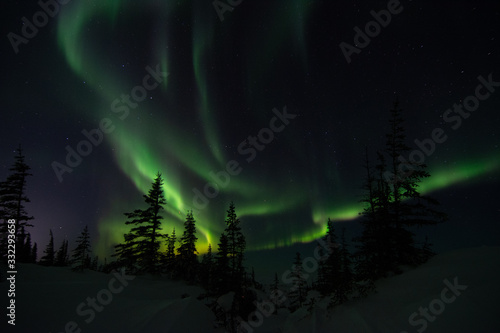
[
  {"left": 108, "top": 173, "right": 248, "bottom": 293},
  {"left": 270, "top": 101, "right": 447, "bottom": 316},
  {"left": 0, "top": 101, "right": 446, "bottom": 332},
  {"left": 108, "top": 173, "right": 256, "bottom": 330},
  {"left": 0, "top": 147, "right": 100, "bottom": 272}
]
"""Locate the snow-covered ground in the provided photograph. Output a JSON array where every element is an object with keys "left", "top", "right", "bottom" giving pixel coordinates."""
[{"left": 3, "top": 246, "right": 499, "bottom": 333}]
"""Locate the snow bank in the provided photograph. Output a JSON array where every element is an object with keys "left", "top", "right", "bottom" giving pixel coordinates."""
[
  {"left": 275, "top": 246, "right": 500, "bottom": 333},
  {"left": 3, "top": 246, "right": 499, "bottom": 332}
]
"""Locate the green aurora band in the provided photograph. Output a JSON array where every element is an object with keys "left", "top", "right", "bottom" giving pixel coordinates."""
[{"left": 56, "top": 1, "right": 499, "bottom": 257}]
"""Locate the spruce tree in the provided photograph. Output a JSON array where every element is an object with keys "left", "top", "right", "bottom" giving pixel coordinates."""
[
  {"left": 384, "top": 102, "right": 447, "bottom": 265},
  {"left": 0, "top": 146, "right": 34, "bottom": 262},
  {"left": 288, "top": 252, "right": 307, "bottom": 312},
  {"left": 114, "top": 173, "right": 167, "bottom": 274},
  {"left": 39, "top": 229, "right": 55, "bottom": 266},
  {"left": 200, "top": 244, "right": 214, "bottom": 292},
  {"left": 356, "top": 101, "right": 447, "bottom": 287},
  {"left": 385, "top": 101, "right": 447, "bottom": 263},
  {"left": 71, "top": 225, "right": 91, "bottom": 271},
  {"left": 270, "top": 272, "right": 281, "bottom": 313},
  {"left": 177, "top": 211, "right": 198, "bottom": 281},
  {"left": 54, "top": 239, "right": 69, "bottom": 266},
  {"left": 355, "top": 150, "right": 394, "bottom": 285},
  {"left": 335, "top": 227, "right": 354, "bottom": 304},
  {"left": 223, "top": 202, "right": 246, "bottom": 292},
  {"left": 215, "top": 233, "right": 230, "bottom": 294},
  {"left": 317, "top": 219, "right": 341, "bottom": 297},
  {"left": 164, "top": 228, "right": 177, "bottom": 276}
]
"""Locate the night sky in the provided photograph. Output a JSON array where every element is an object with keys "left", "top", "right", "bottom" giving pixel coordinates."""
[{"left": 1, "top": 0, "right": 499, "bottom": 265}]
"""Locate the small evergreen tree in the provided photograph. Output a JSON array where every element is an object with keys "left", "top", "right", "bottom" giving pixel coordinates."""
[
  {"left": 164, "top": 228, "right": 177, "bottom": 276},
  {"left": 91, "top": 255, "right": 99, "bottom": 271},
  {"left": 223, "top": 202, "right": 246, "bottom": 292},
  {"left": 39, "top": 229, "right": 55, "bottom": 266},
  {"left": 215, "top": 233, "right": 230, "bottom": 294},
  {"left": 31, "top": 242, "right": 38, "bottom": 263},
  {"left": 54, "top": 239, "right": 69, "bottom": 266},
  {"left": 335, "top": 227, "right": 354, "bottom": 304},
  {"left": 270, "top": 272, "right": 280, "bottom": 313},
  {"left": 71, "top": 226, "right": 91, "bottom": 272},
  {"left": 317, "top": 219, "right": 341, "bottom": 296},
  {"left": 177, "top": 211, "right": 198, "bottom": 281},
  {"left": 200, "top": 244, "right": 214, "bottom": 292},
  {"left": 288, "top": 252, "right": 307, "bottom": 312}
]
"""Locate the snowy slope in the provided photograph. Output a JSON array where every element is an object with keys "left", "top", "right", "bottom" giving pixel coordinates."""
[
  {"left": 3, "top": 246, "right": 499, "bottom": 333},
  {"left": 268, "top": 246, "right": 500, "bottom": 333},
  {"left": 4, "top": 266, "right": 222, "bottom": 333}
]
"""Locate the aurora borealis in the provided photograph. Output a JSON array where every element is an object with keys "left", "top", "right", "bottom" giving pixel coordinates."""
[{"left": 1, "top": 0, "right": 499, "bottom": 261}]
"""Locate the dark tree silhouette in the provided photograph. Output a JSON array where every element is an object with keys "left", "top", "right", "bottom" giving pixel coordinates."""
[
  {"left": 0, "top": 145, "right": 34, "bottom": 262},
  {"left": 335, "top": 227, "right": 354, "bottom": 304},
  {"left": 355, "top": 101, "right": 447, "bottom": 289},
  {"left": 39, "top": 229, "right": 55, "bottom": 266},
  {"left": 317, "top": 219, "right": 340, "bottom": 296},
  {"left": 384, "top": 101, "right": 447, "bottom": 263},
  {"left": 288, "top": 252, "right": 307, "bottom": 312},
  {"left": 71, "top": 225, "right": 91, "bottom": 271},
  {"left": 270, "top": 272, "right": 281, "bottom": 313},
  {"left": 222, "top": 202, "right": 246, "bottom": 292},
  {"left": 163, "top": 227, "right": 177, "bottom": 276},
  {"left": 114, "top": 172, "right": 167, "bottom": 274},
  {"left": 215, "top": 233, "right": 229, "bottom": 294},
  {"left": 200, "top": 243, "right": 214, "bottom": 292},
  {"left": 54, "top": 239, "right": 69, "bottom": 267},
  {"left": 177, "top": 211, "right": 198, "bottom": 281}
]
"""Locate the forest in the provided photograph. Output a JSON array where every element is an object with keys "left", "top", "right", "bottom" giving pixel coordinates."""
[{"left": 0, "top": 102, "right": 448, "bottom": 332}]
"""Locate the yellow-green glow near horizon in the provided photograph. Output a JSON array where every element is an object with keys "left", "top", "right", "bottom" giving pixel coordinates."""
[{"left": 56, "top": 1, "right": 499, "bottom": 258}]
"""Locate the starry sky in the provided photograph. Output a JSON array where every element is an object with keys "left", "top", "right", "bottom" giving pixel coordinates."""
[{"left": 1, "top": 0, "right": 499, "bottom": 264}]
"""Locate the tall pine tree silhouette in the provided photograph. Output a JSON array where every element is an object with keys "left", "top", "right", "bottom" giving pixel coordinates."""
[
  {"left": 0, "top": 145, "right": 34, "bottom": 262},
  {"left": 215, "top": 233, "right": 230, "bottom": 294},
  {"left": 178, "top": 210, "right": 198, "bottom": 281},
  {"left": 317, "top": 219, "right": 340, "bottom": 296},
  {"left": 355, "top": 101, "right": 447, "bottom": 287},
  {"left": 383, "top": 101, "right": 447, "bottom": 265},
  {"left": 115, "top": 172, "right": 167, "bottom": 274},
  {"left": 164, "top": 227, "right": 177, "bottom": 276},
  {"left": 223, "top": 202, "right": 246, "bottom": 292},
  {"left": 200, "top": 244, "right": 214, "bottom": 292}
]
